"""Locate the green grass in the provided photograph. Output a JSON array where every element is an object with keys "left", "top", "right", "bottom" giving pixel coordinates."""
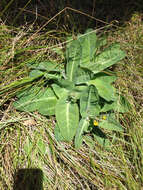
[{"left": 0, "top": 11, "right": 143, "bottom": 190}]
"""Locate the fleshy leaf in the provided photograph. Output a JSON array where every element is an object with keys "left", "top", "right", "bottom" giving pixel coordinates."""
[
  {"left": 38, "top": 88, "right": 57, "bottom": 116},
  {"left": 69, "top": 85, "right": 87, "bottom": 100},
  {"left": 55, "top": 95, "right": 79, "bottom": 141}
]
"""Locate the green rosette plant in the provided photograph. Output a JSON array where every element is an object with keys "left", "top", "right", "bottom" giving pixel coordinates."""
[{"left": 13, "top": 29, "right": 130, "bottom": 149}]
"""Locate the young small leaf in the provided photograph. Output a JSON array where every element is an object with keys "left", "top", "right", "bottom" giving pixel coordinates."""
[
  {"left": 94, "top": 133, "right": 111, "bottom": 149},
  {"left": 100, "top": 101, "right": 115, "bottom": 112}
]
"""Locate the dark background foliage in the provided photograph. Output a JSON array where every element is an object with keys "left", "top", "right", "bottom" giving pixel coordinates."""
[{"left": 1, "top": 0, "right": 143, "bottom": 29}]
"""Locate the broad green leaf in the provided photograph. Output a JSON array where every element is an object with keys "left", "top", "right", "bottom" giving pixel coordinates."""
[
  {"left": 57, "top": 79, "right": 75, "bottom": 90},
  {"left": 88, "top": 78, "right": 116, "bottom": 101},
  {"left": 69, "top": 85, "right": 87, "bottom": 100},
  {"left": 55, "top": 95, "right": 79, "bottom": 141},
  {"left": 78, "top": 29, "right": 97, "bottom": 66},
  {"left": 74, "top": 85, "right": 87, "bottom": 93},
  {"left": 29, "top": 70, "right": 44, "bottom": 78},
  {"left": 74, "top": 67, "right": 93, "bottom": 84},
  {"left": 38, "top": 88, "right": 57, "bottom": 116},
  {"left": 16, "top": 86, "right": 39, "bottom": 99},
  {"left": 14, "top": 86, "right": 43, "bottom": 112},
  {"left": 28, "top": 61, "right": 62, "bottom": 72},
  {"left": 44, "top": 72, "right": 61, "bottom": 80},
  {"left": 37, "top": 61, "right": 61, "bottom": 72},
  {"left": 66, "top": 40, "right": 81, "bottom": 81},
  {"left": 100, "top": 101, "right": 115, "bottom": 112},
  {"left": 101, "top": 95, "right": 130, "bottom": 113},
  {"left": 74, "top": 117, "right": 89, "bottom": 149},
  {"left": 93, "top": 127, "right": 111, "bottom": 149},
  {"left": 93, "top": 72, "right": 117, "bottom": 84},
  {"left": 80, "top": 85, "right": 100, "bottom": 117},
  {"left": 27, "top": 62, "right": 39, "bottom": 69},
  {"left": 13, "top": 86, "right": 57, "bottom": 116},
  {"left": 52, "top": 84, "right": 69, "bottom": 99},
  {"left": 82, "top": 43, "right": 126, "bottom": 74},
  {"left": 95, "top": 36, "right": 107, "bottom": 49},
  {"left": 99, "top": 118, "right": 123, "bottom": 132}
]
